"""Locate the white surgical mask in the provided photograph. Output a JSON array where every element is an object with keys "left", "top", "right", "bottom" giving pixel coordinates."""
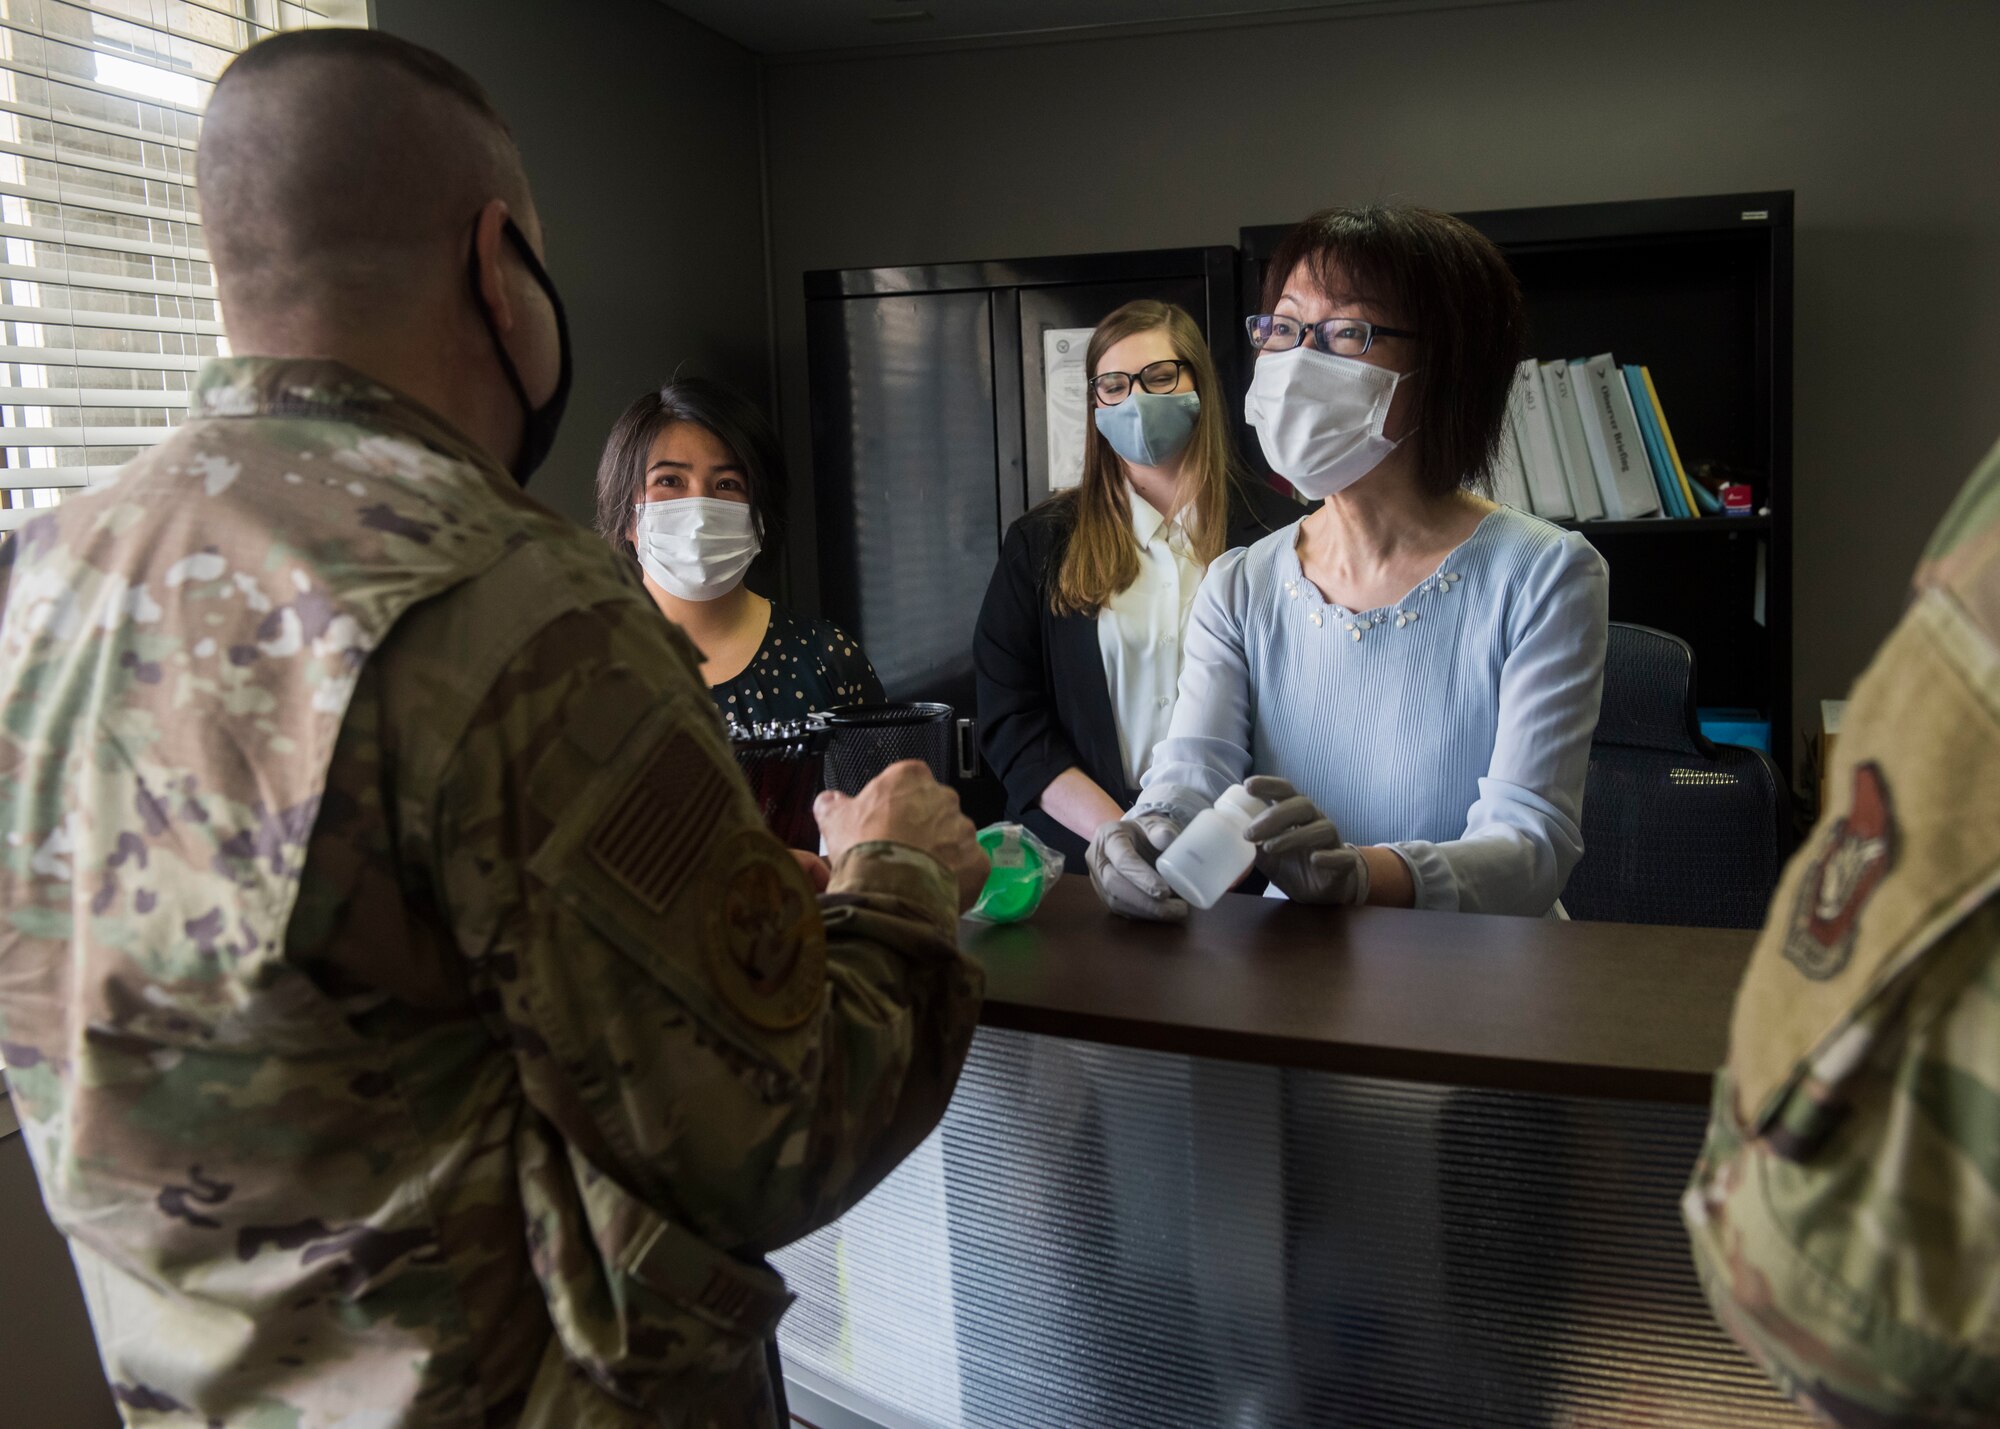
[
  {"left": 632, "top": 497, "right": 760, "bottom": 601},
  {"left": 1244, "top": 345, "right": 1410, "bottom": 500}
]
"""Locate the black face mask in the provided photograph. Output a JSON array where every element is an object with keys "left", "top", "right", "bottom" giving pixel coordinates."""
[{"left": 469, "top": 216, "right": 572, "bottom": 486}]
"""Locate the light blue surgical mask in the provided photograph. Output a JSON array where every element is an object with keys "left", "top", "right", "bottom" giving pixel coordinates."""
[{"left": 1093, "top": 390, "right": 1200, "bottom": 468}]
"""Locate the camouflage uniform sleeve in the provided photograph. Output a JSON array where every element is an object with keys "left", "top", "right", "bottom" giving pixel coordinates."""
[
  {"left": 431, "top": 594, "right": 983, "bottom": 1403},
  {"left": 1684, "top": 907, "right": 2000, "bottom": 1425}
]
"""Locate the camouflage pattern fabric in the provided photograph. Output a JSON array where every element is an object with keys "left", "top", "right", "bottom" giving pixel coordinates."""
[
  {"left": 1684, "top": 436, "right": 2000, "bottom": 1425},
  {"left": 0, "top": 358, "right": 984, "bottom": 1427}
]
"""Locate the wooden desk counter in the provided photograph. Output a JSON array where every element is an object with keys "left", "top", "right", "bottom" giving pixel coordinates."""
[{"left": 960, "top": 876, "right": 1755, "bottom": 1104}]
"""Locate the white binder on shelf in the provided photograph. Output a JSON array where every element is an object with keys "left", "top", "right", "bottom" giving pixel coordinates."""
[
  {"left": 1575, "top": 353, "right": 1660, "bottom": 519},
  {"left": 1538, "top": 359, "right": 1603, "bottom": 521},
  {"left": 1510, "top": 359, "right": 1572, "bottom": 519}
]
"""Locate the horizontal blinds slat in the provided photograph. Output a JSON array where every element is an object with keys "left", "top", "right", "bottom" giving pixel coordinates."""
[
  {"left": 0, "top": 217, "right": 201, "bottom": 259},
  {"left": 0, "top": 426, "right": 171, "bottom": 447},
  {"left": 0, "top": 292, "right": 217, "bottom": 328},
  {"left": 0, "top": 342, "right": 200, "bottom": 368},
  {"left": 0, "top": 242, "right": 212, "bottom": 280},
  {"left": 0, "top": 215, "right": 205, "bottom": 260},
  {"left": 43, "top": 0, "right": 248, "bottom": 64},
  {"left": 0, "top": 96, "right": 198, "bottom": 157},
  {"left": 0, "top": 307, "right": 218, "bottom": 334},
  {"left": 0, "top": 386, "right": 187, "bottom": 405},
  {"left": 0, "top": 65, "right": 215, "bottom": 131},
  {"left": 0, "top": 161, "right": 199, "bottom": 214},
  {"left": 88, "top": 0, "right": 285, "bottom": 53},
  {"left": 168, "top": 0, "right": 281, "bottom": 32},
  {"left": 3, "top": 465, "right": 152, "bottom": 489},
  {"left": 0, "top": 328, "right": 217, "bottom": 354},
  {"left": 0, "top": 81, "right": 201, "bottom": 153},
  {"left": 0, "top": 20, "right": 227, "bottom": 104},
  {"left": 0, "top": 260, "right": 211, "bottom": 298},
  {"left": 0, "top": 465, "right": 87, "bottom": 487},
  {"left": 2, "top": 479, "right": 126, "bottom": 512},
  {"left": 0, "top": 175, "right": 201, "bottom": 220},
  {"left": 0, "top": 301, "right": 219, "bottom": 334},
  {"left": 0, "top": 123, "right": 198, "bottom": 189},
  {"left": 0, "top": 177, "right": 197, "bottom": 226},
  {"left": 155, "top": 0, "right": 279, "bottom": 35}
]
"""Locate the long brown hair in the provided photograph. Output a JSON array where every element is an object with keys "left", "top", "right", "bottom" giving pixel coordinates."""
[{"left": 1051, "top": 300, "right": 1240, "bottom": 615}]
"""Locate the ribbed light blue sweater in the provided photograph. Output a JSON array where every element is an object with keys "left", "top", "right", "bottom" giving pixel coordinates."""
[{"left": 1137, "top": 506, "right": 1609, "bottom": 916}]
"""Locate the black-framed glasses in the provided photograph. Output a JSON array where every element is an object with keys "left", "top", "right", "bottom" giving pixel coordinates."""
[
  {"left": 1089, "top": 358, "right": 1191, "bottom": 405},
  {"left": 1245, "top": 314, "right": 1420, "bottom": 356}
]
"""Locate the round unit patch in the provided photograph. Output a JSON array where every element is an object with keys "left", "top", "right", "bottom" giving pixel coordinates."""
[
  {"left": 706, "top": 830, "right": 827, "bottom": 1030},
  {"left": 1783, "top": 761, "right": 1898, "bottom": 982}
]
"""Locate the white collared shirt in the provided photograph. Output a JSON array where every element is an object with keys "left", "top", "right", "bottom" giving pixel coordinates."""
[{"left": 1097, "top": 483, "right": 1205, "bottom": 790}]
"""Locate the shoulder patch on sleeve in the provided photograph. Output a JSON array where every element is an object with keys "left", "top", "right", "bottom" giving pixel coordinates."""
[
  {"left": 588, "top": 730, "right": 736, "bottom": 914},
  {"left": 703, "top": 829, "right": 826, "bottom": 1031}
]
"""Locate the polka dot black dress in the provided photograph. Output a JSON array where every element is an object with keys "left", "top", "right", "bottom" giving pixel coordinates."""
[{"left": 711, "top": 604, "right": 884, "bottom": 724}]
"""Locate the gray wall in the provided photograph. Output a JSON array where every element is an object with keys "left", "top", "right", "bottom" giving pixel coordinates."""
[
  {"left": 760, "top": 0, "right": 2000, "bottom": 749},
  {"left": 374, "top": 0, "right": 769, "bottom": 532}
]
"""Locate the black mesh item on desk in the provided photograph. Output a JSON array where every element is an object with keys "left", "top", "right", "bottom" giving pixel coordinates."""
[
  {"left": 1563, "top": 623, "right": 1789, "bottom": 928},
  {"left": 819, "top": 701, "right": 953, "bottom": 796},
  {"left": 730, "top": 725, "right": 828, "bottom": 850}
]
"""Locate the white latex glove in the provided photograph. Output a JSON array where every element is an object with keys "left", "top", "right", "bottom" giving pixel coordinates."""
[
  {"left": 1086, "top": 810, "right": 1189, "bottom": 923},
  {"left": 1243, "top": 776, "right": 1371, "bottom": 906}
]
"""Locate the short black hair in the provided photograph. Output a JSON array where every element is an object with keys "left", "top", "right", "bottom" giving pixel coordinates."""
[
  {"left": 201, "top": 28, "right": 526, "bottom": 316},
  {"left": 594, "top": 377, "right": 790, "bottom": 563},
  {"left": 1261, "top": 204, "right": 1527, "bottom": 500},
  {"left": 215, "top": 27, "right": 511, "bottom": 135}
]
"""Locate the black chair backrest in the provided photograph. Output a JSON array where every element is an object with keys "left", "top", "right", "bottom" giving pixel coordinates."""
[{"left": 1562, "top": 624, "right": 1789, "bottom": 928}]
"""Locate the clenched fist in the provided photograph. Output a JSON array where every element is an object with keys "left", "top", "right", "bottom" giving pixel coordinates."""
[{"left": 816, "top": 760, "right": 989, "bottom": 911}]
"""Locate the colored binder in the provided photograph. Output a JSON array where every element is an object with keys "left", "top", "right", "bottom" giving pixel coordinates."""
[
  {"left": 1638, "top": 365, "right": 1710, "bottom": 515},
  {"left": 1622, "top": 365, "right": 1688, "bottom": 518}
]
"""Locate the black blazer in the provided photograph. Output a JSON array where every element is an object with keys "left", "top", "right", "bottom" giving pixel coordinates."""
[{"left": 973, "top": 479, "right": 1305, "bottom": 871}]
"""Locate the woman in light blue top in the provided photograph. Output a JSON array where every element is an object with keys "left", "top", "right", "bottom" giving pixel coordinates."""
[{"left": 1087, "top": 204, "right": 1608, "bottom": 919}]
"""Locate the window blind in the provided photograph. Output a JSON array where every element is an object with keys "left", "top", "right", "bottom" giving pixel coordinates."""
[{"left": 0, "top": 0, "right": 367, "bottom": 531}]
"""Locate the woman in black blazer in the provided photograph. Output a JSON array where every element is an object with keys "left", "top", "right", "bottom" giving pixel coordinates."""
[{"left": 975, "top": 299, "right": 1300, "bottom": 870}]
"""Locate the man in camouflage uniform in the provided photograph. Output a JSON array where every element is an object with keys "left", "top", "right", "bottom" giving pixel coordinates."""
[
  {"left": 1684, "top": 437, "right": 2000, "bottom": 1424},
  {"left": 0, "top": 29, "right": 987, "bottom": 1428}
]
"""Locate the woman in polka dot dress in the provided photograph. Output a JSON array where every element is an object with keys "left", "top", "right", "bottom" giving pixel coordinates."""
[
  {"left": 709, "top": 605, "right": 882, "bottom": 725},
  {"left": 593, "top": 377, "right": 883, "bottom": 724}
]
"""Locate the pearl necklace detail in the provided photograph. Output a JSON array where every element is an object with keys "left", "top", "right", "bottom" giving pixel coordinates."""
[{"left": 1283, "top": 568, "right": 1462, "bottom": 642}]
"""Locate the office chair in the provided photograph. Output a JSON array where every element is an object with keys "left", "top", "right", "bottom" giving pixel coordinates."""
[{"left": 1562, "top": 623, "right": 1789, "bottom": 928}]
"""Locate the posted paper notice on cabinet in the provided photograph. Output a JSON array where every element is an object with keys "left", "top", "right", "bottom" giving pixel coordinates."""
[{"left": 1044, "top": 327, "right": 1094, "bottom": 491}]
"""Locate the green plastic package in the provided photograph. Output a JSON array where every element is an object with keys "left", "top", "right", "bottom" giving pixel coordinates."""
[{"left": 968, "top": 822, "right": 1065, "bottom": 923}]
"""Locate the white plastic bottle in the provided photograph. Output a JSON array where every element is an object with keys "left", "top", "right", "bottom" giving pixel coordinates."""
[{"left": 1156, "top": 784, "right": 1263, "bottom": 911}]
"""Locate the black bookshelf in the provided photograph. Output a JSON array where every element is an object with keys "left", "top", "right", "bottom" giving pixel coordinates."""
[{"left": 1240, "top": 192, "right": 1795, "bottom": 777}]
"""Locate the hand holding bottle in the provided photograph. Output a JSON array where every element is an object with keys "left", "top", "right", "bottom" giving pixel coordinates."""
[
  {"left": 1242, "top": 775, "right": 1371, "bottom": 906},
  {"left": 1086, "top": 811, "right": 1188, "bottom": 923}
]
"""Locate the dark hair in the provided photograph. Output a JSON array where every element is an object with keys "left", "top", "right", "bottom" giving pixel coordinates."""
[
  {"left": 593, "top": 378, "right": 790, "bottom": 563},
  {"left": 216, "top": 28, "right": 511, "bottom": 134},
  {"left": 1261, "top": 204, "right": 1526, "bottom": 500}
]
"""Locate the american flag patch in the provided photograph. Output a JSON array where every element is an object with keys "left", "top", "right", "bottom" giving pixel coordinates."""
[{"left": 587, "top": 732, "right": 735, "bottom": 913}]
